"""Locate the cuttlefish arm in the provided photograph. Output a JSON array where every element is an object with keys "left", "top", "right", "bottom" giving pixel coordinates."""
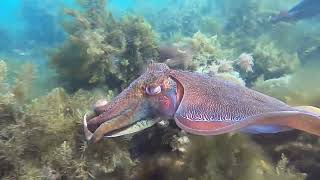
[
  {"left": 84, "top": 63, "right": 320, "bottom": 143},
  {"left": 84, "top": 63, "right": 175, "bottom": 142},
  {"left": 169, "top": 69, "right": 320, "bottom": 136}
]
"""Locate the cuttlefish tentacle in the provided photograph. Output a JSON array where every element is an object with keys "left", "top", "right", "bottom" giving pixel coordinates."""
[
  {"left": 83, "top": 112, "right": 94, "bottom": 141},
  {"left": 83, "top": 111, "right": 129, "bottom": 142},
  {"left": 90, "top": 110, "right": 134, "bottom": 143},
  {"left": 84, "top": 63, "right": 320, "bottom": 143}
]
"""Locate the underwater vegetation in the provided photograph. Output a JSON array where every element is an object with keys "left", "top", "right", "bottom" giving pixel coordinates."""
[
  {"left": 146, "top": 0, "right": 205, "bottom": 40},
  {"left": 51, "top": 0, "right": 158, "bottom": 91},
  {"left": 253, "top": 61, "right": 320, "bottom": 108},
  {"left": 223, "top": 0, "right": 264, "bottom": 36},
  {"left": 250, "top": 40, "right": 300, "bottom": 82},
  {"left": 129, "top": 133, "right": 306, "bottom": 180},
  {"left": 1, "top": 0, "right": 320, "bottom": 179},
  {"left": 1, "top": 60, "right": 307, "bottom": 180},
  {"left": 141, "top": 0, "right": 224, "bottom": 41}
]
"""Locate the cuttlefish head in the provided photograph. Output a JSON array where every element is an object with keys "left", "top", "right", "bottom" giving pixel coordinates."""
[{"left": 84, "top": 63, "right": 183, "bottom": 143}]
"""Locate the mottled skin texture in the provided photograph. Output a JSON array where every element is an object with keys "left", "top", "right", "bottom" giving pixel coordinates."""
[
  {"left": 170, "top": 70, "right": 292, "bottom": 134},
  {"left": 85, "top": 63, "right": 320, "bottom": 142}
]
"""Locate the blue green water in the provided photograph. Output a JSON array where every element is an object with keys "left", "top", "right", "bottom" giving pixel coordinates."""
[{"left": 1, "top": 0, "right": 320, "bottom": 179}]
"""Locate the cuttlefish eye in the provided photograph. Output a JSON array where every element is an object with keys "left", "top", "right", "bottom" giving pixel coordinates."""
[{"left": 145, "top": 85, "right": 162, "bottom": 95}]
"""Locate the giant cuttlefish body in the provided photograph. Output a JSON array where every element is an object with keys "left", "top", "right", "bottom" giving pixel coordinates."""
[{"left": 84, "top": 63, "right": 320, "bottom": 142}]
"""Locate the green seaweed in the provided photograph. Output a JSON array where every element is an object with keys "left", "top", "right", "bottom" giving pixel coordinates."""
[
  {"left": 252, "top": 40, "right": 300, "bottom": 80},
  {"left": 220, "top": 0, "right": 272, "bottom": 53},
  {"left": 51, "top": 0, "right": 158, "bottom": 91},
  {"left": 0, "top": 81, "right": 133, "bottom": 179},
  {"left": 130, "top": 133, "right": 304, "bottom": 180},
  {"left": 2, "top": 0, "right": 320, "bottom": 179},
  {"left": 0, "top": 60, "right": 306, "bottom": 179},
  {"left": 253, "top": 61, "right": 320, "bottom": 107},
  {"left": 146, "top": 0, "right": 208, "bottom": 40},
  {"left": 174, "top": 31, "right": 235, "bottom": 73},
  {"left": 11, "top": 63, "right": 37, "bottom": 103}
]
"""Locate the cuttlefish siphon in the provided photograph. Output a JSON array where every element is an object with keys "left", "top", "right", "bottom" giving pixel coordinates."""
[{"left": 83, "top": 63, "right": 320, "bottom": 143}]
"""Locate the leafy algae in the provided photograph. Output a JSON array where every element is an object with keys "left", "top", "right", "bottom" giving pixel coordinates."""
[
  {"left": 1, "top": 0, "right": 320, "bottom": 179},
  {"left": 51, "top": 0, "right": 158, "bottom": 91}
]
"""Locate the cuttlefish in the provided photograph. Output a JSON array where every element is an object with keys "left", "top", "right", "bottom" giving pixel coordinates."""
[
  {"left": 84, "top": 63, "right": 320, "bottom": 143},
  {"left": 271, "top": 0, "right": 320, "bottom": 23}
]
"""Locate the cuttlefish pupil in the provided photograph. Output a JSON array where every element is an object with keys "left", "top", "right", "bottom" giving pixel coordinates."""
[{"left": 84, "top": 63, "right": 320, "bottom": 143}]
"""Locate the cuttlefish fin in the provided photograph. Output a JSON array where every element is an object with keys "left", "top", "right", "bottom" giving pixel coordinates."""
[
  {"left": 256, "top": 109, "right": 320, "bottom": 136},
  {"left": 242, "top": 106, "right": 320, "bottom": 134},
  {"left": 240, "top": 125, "right": 292, "bottom": 134},
  {"left": 294, "top": 106, "right": 320, "bottom": 114},
  {"left": 175, "top": 110, "right": 320, "bottom": 136}
]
